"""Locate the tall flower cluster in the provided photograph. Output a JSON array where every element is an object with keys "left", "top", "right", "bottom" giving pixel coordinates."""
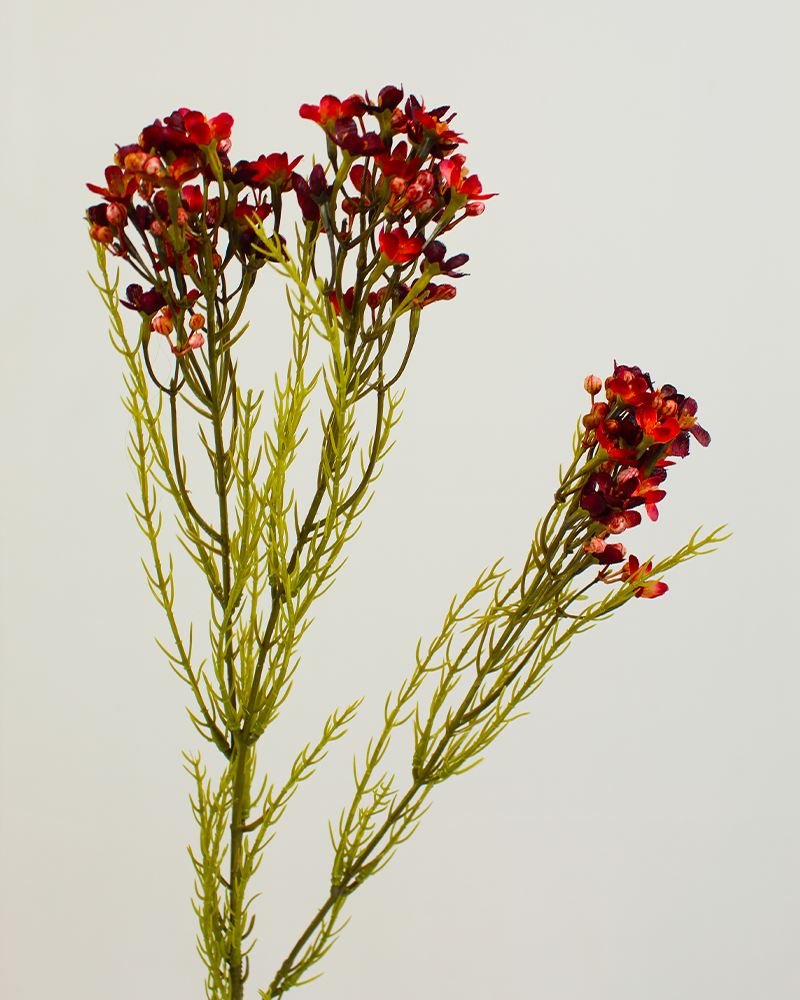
[
  {"left": 295, "top": 85, "right": 495, "bottom": 322},
  {"left": 86, "top": 87, "right": 495, "bottom": 368},
  {"left": 579, "top": 363, "right": 710, "bottom": 597},
  {"left": 86, "top": 108, "right": 301, "bottom": 358}
]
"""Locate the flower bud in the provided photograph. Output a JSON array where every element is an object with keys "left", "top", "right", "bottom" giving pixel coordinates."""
[
  {"left": 187, "top": 332, "right": 205, "bottom": 350},
  {"left": 415, "top": 195, "right": 437, "bottom": 214},
  {"left": 106, "top": 203, "right": 127, "bottom": 227},
  {"left": 124, "top": 150, "right": 150, "bottom": 172},
  {"left": 464, "top": 202, "right": 485, "bottom": 216},
  {"left": 582, "top": 401, "right": 608, "bottom": 430},
  {"left": 189, "top": 313, "right": 205, "bottom": 331},
  {"left": 584, "top": 537, "right": 607, "bottom": 554},
  {"left": 150, "top": 219, "right": 164, "bottom": 236},
  {"left": 211, "top": 252, "right": 223, "bottom": 270},
  {"left": 143, "top": 155, "right": 165, "bottom": 178},
  {"left": 151, "top": 311, "right": 173, "bottom": 336},
  {"left": 390, "top": 176, "right": 407, "bottom": 195},
  {"left": 415, "top": 170, "right": 434, "bottom": 193},
  {"left": 661, "top": 399, "right": 678, "bottom": 418},
  {"left": 89, "top": 224, "right": 114, "bottom": 244},
  {"left": 176, "top": 207, "right": 189, "bottom": 225},
  {"left": 584, "top": 374, "right": 602, "bottom": 396}
]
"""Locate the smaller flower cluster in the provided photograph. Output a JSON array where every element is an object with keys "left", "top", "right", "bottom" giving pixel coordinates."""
[
  {"left": 295, "top": 86, "right": 495, "bottom": 325},
  {"left": 87, "top": 108, "right": 303, "bottom": 358},
  {"left": 578, "top": 363, "right": 711, "bottom": 597}
]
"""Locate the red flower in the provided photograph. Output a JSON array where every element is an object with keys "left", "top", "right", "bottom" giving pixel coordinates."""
[
  {"left": 379, "top": 226, "right": 424, "bottom": 264},
  {"left": 375, "top": 143, "right": 421, "bottom": 183},
  {"left": 86, "top": 165, "right": 137, "bottom": 204},
  {"left": 181, "top": 185, "right": 204, "bottom": 213},
  {"left": 299, "top": 94, "right": 364, "bottom": 130},
  {"left": 240, "top": 152, "right": 303, "bottom": 191},
  {"left": 622, "top": 556, "right": 668, "bottom": 599},
  {"left": 439, "top": 156, "right": 497, "bottom": 206}
]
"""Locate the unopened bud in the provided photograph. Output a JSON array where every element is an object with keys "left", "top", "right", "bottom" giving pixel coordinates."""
[
  {"left": 187, "top": 332, "right": 205, "bottom": 350},
  {"left": 144, "top": 155, "right": 164, "bottom": 178},
  {"left": 661, "top": 399, "right": 678, "bottom": 418},
  {"left": 89, "top": 224, "right": 114, "bottom": 244},
  {"left": 415, "top": 170, "right": 434, "bottom": 193},
  {"left": 150, "top": 220, "right": 164, "bottom": 236},
  {"left": 106, "top": 203, "right": 127, "bottom": 227},
  {"left": 176, "top": 207, "right": 189, "bottom": 225},
  {"left": 584, "top": 374, "right": 602, "bottom": 396},
  {"left": 415, "top": 195, "right": 437, "bottom": 214},
  {"left": 151, "top": 312, "right": 173, "bottom": 336},
  {"left": 189, "top": 313, "right": 205, "bottom": 331},
  {"left": 211, "top": 252, "right": 223, "bottom": 269},
  {"left": 584, "top": 537, "right": 607, "bottom": 554},
  {"left": 464, "top": 202, "right": 485, "bottom": 217},
  {"left": 390, "top": 177, "right": 407, "bottom": 195},
  {"left": 124, "top": 150, "right": 149, "bottom": 172},
  {"left": 582, "top": 401, "right": 608, "bottom": 430}
]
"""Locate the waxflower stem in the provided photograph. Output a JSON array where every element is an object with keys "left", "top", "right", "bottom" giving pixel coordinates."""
[{"left": 88, "top": 90, "right": 722, "bottom": 1000}]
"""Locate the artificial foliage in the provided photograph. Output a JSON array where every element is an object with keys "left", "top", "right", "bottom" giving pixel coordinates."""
[{"left": 87, "top": 86, "right": 725, "bottom": 999}]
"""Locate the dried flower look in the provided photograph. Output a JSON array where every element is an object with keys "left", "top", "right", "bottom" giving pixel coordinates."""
[{"left": 87, "top": 87, "right": 723, "bottom": 1000}]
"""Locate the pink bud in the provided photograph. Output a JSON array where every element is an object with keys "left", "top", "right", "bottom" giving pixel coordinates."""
[
  {"left": 584, "top": 374, "right": 602, "bottom": 396},
  {"left": 176, "top": 207, "right": 189, "bottom": 225},
  {"left": 106, "top": 203, "right": 127, "bottom": 227},
  {"left": 150, "top": 220, "right": 164, "bottom": 236},
  {"left": 144, "top": 155, "right": 164, "bottom": 178},
  {"left": 390, "top": 177, "right": 407, "bottom": 195},
  {"left": 415, "top": 170, "right": 434, "bottom": 193},
  {"left": 415, "top": 195, "right": 437, "bottom": 214},
  {"left": 464, "top": 202, "right": 485, "bottom": 217},
  {"left": 151, "top": 312, "right": 173, "bottom": 336},
  {"left": 187, "top": 332, "right": 205, "bottom": 350}
]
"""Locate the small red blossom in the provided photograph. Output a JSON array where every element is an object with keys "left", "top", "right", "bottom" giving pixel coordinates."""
[
  {"left": 439, "top": 156, "right": 497, "bottom": 205},
  {"left": 299, "top": 94, "right": 364, "bottom": 129},
  {"left": 379, "top": 226, "right": 424, "bottom": 264},
  {"left": 622, "top": 556, "right": 668, "bottom": 599},
  {"left": 86, "top": 165, "right": 137, "bottom": 204}
]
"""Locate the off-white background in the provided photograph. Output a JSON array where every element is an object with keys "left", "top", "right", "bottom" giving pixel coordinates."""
[{"left": 1, "top": 1, "right": 798, "bottom": 997}]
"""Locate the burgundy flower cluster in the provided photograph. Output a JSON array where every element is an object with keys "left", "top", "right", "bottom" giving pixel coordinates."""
[
  {"left": 86, "top": 108, "right": 303, "bottom": 357},
  {"left": 579, "top": 363, "right": 711, "bottom": 598},
  {"left": 86, "top": 89, "right": 495, "bottom": 357},
  {"left": 296, "top": 85, "right": 495, "bottom": 318}
]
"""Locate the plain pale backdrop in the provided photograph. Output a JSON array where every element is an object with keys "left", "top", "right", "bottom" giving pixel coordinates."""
[{"left": 1, "top": 1, "right": 798, "bottom": 998}]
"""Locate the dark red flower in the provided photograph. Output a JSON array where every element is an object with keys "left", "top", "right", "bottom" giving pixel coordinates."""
[
  {"left": 121, "top": 284, "right": 166, "bottom": 314},
  {"left": 238, "top": 152, "right": 303, "bottom": 191}
]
